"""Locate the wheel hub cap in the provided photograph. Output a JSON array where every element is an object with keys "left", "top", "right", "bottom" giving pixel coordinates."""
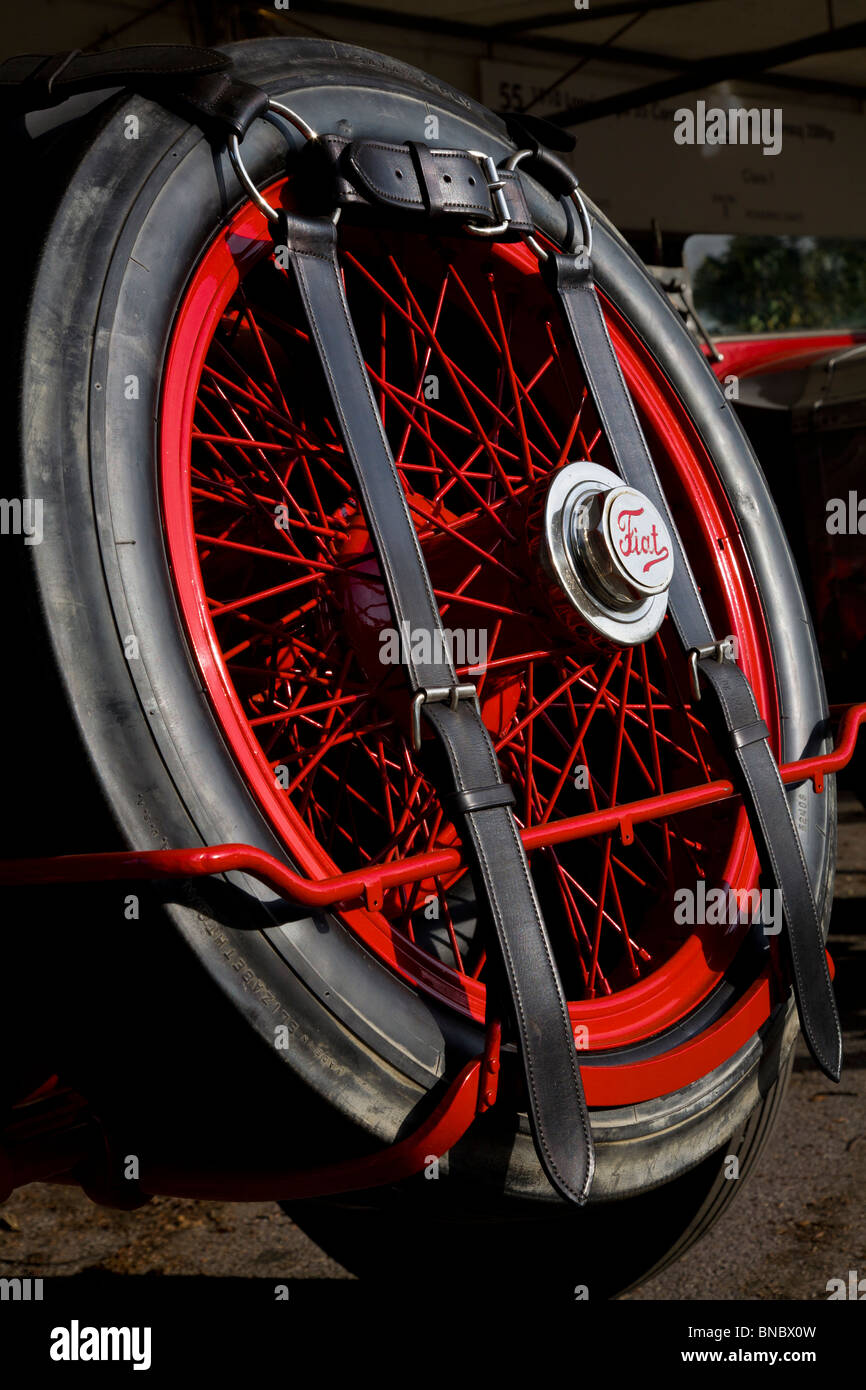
[{"left": 540, "top": 462, "right": 674, "bottom": 646}]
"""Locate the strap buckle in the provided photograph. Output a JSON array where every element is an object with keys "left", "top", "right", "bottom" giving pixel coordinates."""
[
  {"left": 411, "top": 683, "right": 478, "bottom": 752},
  {"left": 688, "top": 635, "right": 737, "bottom": 702},
  {"left": 463, "top": 150, "right": 512, "bottom": 238}
]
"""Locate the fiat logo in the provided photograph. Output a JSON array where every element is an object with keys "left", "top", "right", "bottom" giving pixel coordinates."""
[{"left": 603, "top": 487, "right": 674, "bottom": 597}]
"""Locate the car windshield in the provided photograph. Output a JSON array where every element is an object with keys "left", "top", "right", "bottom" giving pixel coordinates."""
[{"left": 683, "top": 234, "right": 866, "bottom": 336}]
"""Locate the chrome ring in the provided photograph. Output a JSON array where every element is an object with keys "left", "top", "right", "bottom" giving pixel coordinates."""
[
  {"left": 503, "top": 147, "right": 593, "bottom": 263},
  {"left": 228, "top": 98, "right": 318, "bottom": 224}
]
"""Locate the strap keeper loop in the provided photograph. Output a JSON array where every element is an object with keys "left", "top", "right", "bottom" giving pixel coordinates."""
[
  {"left": 729, "top": 719, "right": 770, "bottom": 751},
  {"left": 446, "top": 782, "right": 516, "bottom": 816},
  {"left": 410, "top": 683, "right": 478, "bottom": 752}
]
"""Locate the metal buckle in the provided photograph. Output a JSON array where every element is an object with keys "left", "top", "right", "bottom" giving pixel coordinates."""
[
  {"left": 463, "top": 150, "right": 513, "bottom": 238},
  {"left": 688, "top": 636, "right": 736, "bottom": 702},
  {"left": 411, "top": 683, "right": 478, "bottom": 752}
]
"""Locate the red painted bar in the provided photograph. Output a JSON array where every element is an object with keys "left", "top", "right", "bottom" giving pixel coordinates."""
[{"left": 1, "top": 702, "right": 864, "bottom": 911}]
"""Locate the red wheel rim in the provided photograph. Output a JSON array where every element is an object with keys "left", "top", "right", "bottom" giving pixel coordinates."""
[{"left": 160, "top": 178, "right": 781, "bottom": 1100}]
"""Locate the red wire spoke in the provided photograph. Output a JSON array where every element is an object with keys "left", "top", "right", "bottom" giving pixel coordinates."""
[
  {"left": 195, "top": 532, "right": 338, "bottom": 567},
  {"left": 208, "top": 571, "right": 328, "bottom": 619},
  {"left": 510, "top": 730, "right": 635, "bottom": 985},
  {"left": 362, "top": 364, "right": 518, "bottom": 537},
  {"left": 248, "top": 689, "right": 369, "bottom": 728},
  {"left": 555, "top": 394, "right": 588, "bottom": 469},
  {"left": 394, "top": 268, "right": 450, "bottom": 471},
  {"left": 640, "top": 642, "right": 674, "bottom": 878},
  {"left": 555, "top": 855, "right": 647, "bottom": 972},
  {"left": 445, "top": 258, "right": 562, "bottom": 458},
  {"left": 237, "top": 298, "right": 295, "bottom": 419},
  {"left": 432, "top": 589, "right": 531, "bottom": 620},
  {"left": 344, "top": 250, "right": 530, "bottom": 476},
  {"left": 306, "top": 755, "right": 393, "bottom": 829},
  {"left": 571, "top": 660, "right": 701, "bottom": 773},
  {"left": 278, "top": 695, "right": 374, "bottom": 798},
  {"left": 535, "top": 651, "right": 623, "bottom": 826},
  {"left": 544, "top": 318, "right": 581, "bottom": 412},
  {"left": 194, "top": 398, "right": 322, "bottom": 566},
  {"left": 436, "top": 560, "right": 482, "bottom": 622},
  {"left": 193, "top": 432, "right": 288, "bottom": 452},
  {"left": 587, "top": 651, "right": 633, "bottom": 994},
  {"left": 206, "top": 351, "right": 351, "bottom": 482},
  {"left": 198, "top": 383, "right": 324, "bottom": 551},
  {"left": 549, "top": 856, "right": 593, "bottom": 990},
  {"left": 524, "top": 662, "right": 535, "bottom": 826},
  {"left": 384, "top": 257, "right": 526, "bottom": 499},
  {"left": 487, "top": 276, "right": 540, "bottom": 483},
  {"left": 497, "top": 657, "right": 612, "bottom": 756},
  {"left": 431, "top": 880, "right": 468, "bottom": 977},
  {"left": 407, "top": 502, "right": 523, "bottom": 584},
  {"left": 652, "top": 629, "right": 714, "bottom": 781}
]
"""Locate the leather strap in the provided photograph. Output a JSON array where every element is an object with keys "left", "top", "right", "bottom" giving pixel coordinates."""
[
  {"left": 295, "top": 135, "right": 534, "bottom": 234},
  {"left": 272, "top": 210, "right": 594, "bottom": 1204},
  {"left": 543, "top": 249, "right": 842, "bottom": 1083},
  {"left": 0, "top": 44, "right": 269, "bottom": 139}
]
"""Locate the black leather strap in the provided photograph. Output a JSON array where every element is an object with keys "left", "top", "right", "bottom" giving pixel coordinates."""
[
  {"left": 295, "top": 135, "right": 534, "bottom": 234},
  {"left": 543, "top": 249, "right": 842, "bottom": 1083},
  {"left": 26, "top": 50, "right": 82, "bottom": 100},
  {"left": 0, "top": 44, "right": 269, "bottom": 139},
  {"left": 272, "top": 209, "right": 594, "bottom": 1204},
  {"left": 501, "top": 110, "right": 577, "bottom": 156}
]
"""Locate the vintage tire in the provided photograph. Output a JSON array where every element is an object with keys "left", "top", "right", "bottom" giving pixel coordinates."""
[
  {"left": 2, "top": 37, "right": 835, "bottom": 1291},
  {"left": 285, "top": 1043, "right": 798, "bottom": 1300}
]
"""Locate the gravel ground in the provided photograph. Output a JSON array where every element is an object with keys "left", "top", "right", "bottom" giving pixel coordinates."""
[
  {"left": 626, "top": 790, "right": 866, "bottom": 1299},
  {"left": 1, "top": 796, "right": 863, "bottom": 1299}
]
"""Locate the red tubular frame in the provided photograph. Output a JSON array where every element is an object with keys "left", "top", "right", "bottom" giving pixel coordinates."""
[
  {"left": 1, "top": 1026, "right": 501, "bottom": 1205},
  {"left": 2, "top": 703, "right": 863, "bottom": 909},
  {"left": 1, "top": 704, "right": 862, "bottom": 1204}
]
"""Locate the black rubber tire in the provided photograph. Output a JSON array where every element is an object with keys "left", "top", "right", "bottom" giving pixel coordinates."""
[
  {"left": 2, "top": 37, "right": 834, "bottom": 1282},
  {"left": 286, "top": 1044, "right": 798, "bottom": 1301}
]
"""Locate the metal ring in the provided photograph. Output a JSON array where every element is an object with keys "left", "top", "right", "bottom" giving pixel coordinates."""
[
  {"left": 227, "top": 98, "right": 318, "bottom": 224},
  {"left": 503, "top": 147, "right": 593, "bottom": 264},
  {"left": 569, "top": 183, "right": 593, "bottom": 261}
]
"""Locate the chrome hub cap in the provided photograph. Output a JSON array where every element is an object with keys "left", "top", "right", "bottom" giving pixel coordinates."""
[{"left": 540, "top": 462, "right": 674, "bottom": 646}]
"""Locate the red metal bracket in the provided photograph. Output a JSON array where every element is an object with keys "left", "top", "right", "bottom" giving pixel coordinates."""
[
  {"left": 476, "top": 1019, "right": 502, "bottom": 1114},
  {"left": 1, "top": 1059, "right": 485, "bottom": 1203},
  {"left": 2, "top": 703, "right": 863, "bottom": 910},
  {"left": 140, "top": 1056, "right": 484, "bottom": 1201}
]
